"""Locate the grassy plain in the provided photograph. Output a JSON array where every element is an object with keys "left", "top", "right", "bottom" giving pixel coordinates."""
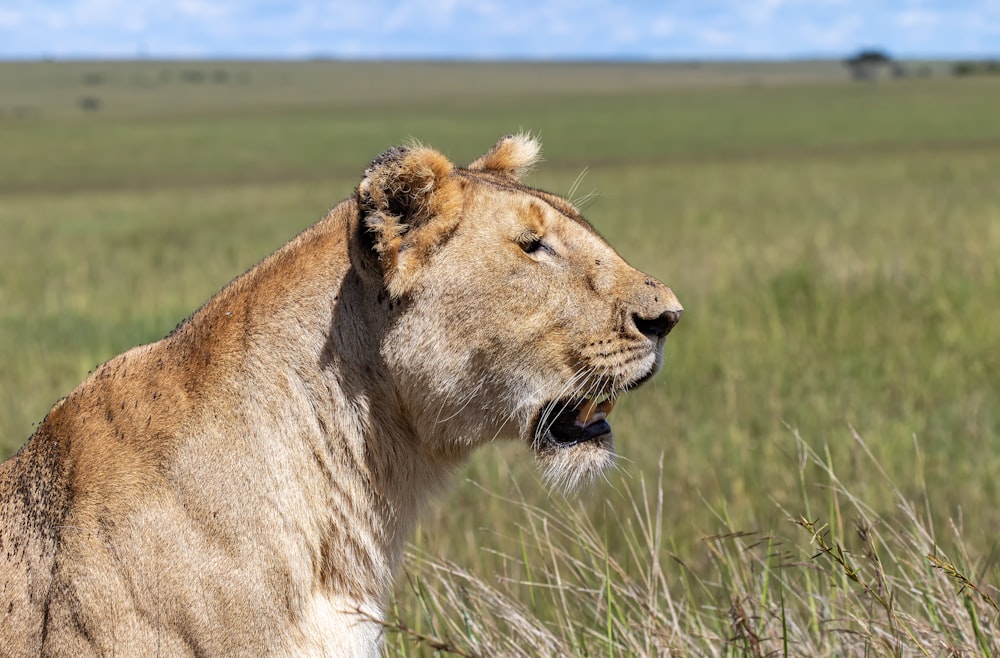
[{"left": 1, "top": 61, "right": 999, "bottom": 654}]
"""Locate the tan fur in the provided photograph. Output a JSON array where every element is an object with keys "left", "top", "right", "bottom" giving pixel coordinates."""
[{"left": 0, "top": 136, "right": 681, "bottom": 657}]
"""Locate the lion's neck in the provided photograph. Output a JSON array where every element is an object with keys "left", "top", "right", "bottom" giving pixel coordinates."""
[
  {"left": 261, "top": 239, "right": 451, "bottom": 607},
  {"left": 184, "top": 207, "right": 457, "bottom": 615},
  {"left": 303, "top": 280, "right": 454, "bottom": 599}
]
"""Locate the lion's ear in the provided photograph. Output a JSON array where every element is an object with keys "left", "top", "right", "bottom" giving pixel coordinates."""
[
  {"left": 467, "top": 133, "right": 541, "bottom": 180},
  {"left": 357, "top": 145, "right": 463, "bottom": 297}
]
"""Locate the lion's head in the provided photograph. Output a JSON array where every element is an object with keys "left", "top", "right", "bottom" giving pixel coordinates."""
[{"left": 355, "top": 135, "right": 682, "bottom": 490}]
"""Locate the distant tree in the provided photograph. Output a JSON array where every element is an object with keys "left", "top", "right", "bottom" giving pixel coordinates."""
[{"left": 845, "top": 49, "right": 894, "bottom": 81}]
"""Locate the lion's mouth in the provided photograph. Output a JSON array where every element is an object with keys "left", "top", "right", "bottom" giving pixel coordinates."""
[{"left": 534, "top": 396, "right": 617, "bottom": 447}]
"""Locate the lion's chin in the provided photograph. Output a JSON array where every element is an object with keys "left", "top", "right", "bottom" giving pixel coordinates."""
[{"left": 534, "top": 433, "right": 615, "bottom": 493}]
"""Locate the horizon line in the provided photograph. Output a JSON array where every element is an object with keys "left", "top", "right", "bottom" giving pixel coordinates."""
[{"left": 0, "top": 52, "right": 995, "bottom": 64}]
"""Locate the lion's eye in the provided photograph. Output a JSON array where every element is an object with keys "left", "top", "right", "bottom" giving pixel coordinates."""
[
  {"left": 521, "top": 237, "right": 544, "bottom": 253},
  {"left": 519, "top": 234, "right": 553, "bottom": 256}
]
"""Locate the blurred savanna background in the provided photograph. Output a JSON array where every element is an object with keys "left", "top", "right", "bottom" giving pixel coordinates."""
[{"left": 2, "top": 2, "right": 999, "bottom": 655}]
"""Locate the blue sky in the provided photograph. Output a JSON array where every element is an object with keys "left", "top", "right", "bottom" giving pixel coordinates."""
[{"left": 0, "top": 0, "right": 997, "bottom": 59}]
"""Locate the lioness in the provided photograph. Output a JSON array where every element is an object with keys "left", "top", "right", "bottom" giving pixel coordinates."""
[{"left": 0, "top": 135, "right": 681, "bottom": 657}]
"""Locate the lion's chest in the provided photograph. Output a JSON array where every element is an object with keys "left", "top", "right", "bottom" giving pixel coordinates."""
[{"left": 292, "top": 594, "right": 384, "bottom": 658}]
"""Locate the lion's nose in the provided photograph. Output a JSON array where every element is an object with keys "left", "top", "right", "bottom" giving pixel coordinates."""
[{"left": 632, "top": 308, "right": 682, "bottom": 340}]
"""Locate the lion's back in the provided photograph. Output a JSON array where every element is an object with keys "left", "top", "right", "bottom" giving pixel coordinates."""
[{"left": 0, "top": 424, "right": 73, "bottom": 656}]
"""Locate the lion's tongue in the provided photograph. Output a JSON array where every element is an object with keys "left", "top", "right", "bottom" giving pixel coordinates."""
[{"left": 575, "top": 397, "right": 616, "bottom": 427}]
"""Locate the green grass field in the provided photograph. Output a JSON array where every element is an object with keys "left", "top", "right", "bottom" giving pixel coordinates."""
[{"left": 2, "top": 61, "right": 999, "bottom": 655}]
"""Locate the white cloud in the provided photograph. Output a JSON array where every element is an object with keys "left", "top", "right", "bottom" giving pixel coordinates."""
[
  {"left": 746, "top": 0, "right": 788, "bottom": 23},
  {"left": 695, "top": 26, "right": 736, "bottom": 48},
  {"left": 800, "top": 15, "right": 864, "bottom": 50},
  {"left": 174, "top": 0, "right": 234, "bottom": 20},
  {"left": 896, "top": 9, "right": 942, "bottom": 28},
  {"left": 650, "top": 17, "right": 677, "bottom": 37},
  {"left": 0, "top": 8, "right": 23, "bottom": 27}
]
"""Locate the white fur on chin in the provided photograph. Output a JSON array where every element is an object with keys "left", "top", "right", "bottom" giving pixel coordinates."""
[{"left": 536, "top": 436, "right": 616, "bottom": 493}]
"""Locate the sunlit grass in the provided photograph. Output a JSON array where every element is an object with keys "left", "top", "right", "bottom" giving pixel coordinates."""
[{"left": 391, "top": 431, "right": 1000, "bottom": 656}]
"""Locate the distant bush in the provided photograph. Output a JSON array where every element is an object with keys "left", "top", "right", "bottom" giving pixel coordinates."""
[
  {"left": 952, "top": 60, "right": 1000, "bottom": 77},
  {"left": 82, "top": 72, "right": 106, "bottom": 86},
  {"left": 78, "top": 96, "right": 101, "bottom": 112},
  {"left": 174, "top": 69, "right": 237, "bottom": 84},
  {"left": 953, "top": 61, "right": 977, "bottom": 76},
  {"left": 180, "top": 69, "right": 205, "bottom": 83}
]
